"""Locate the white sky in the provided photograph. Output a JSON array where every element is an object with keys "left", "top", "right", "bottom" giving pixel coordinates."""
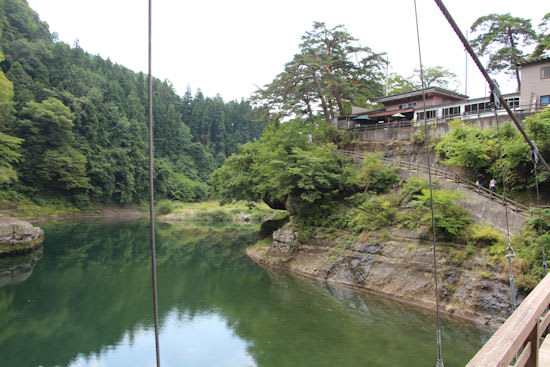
[{"left": 26, "top": 0, "right": 548, "bottom": 102}]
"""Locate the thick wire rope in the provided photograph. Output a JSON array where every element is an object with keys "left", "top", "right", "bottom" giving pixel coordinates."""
[
  {"left": 148, "top": 0, "right": 162, "bottom": 365},
  {"left": 413, "top": 1, "right": 444, "bottom": 366},
  {"left": 531, "top": 143, "right": 548, "bottom": 275},
  {"left": 492, "top": 105, "right": 517, "bottom": 309},
  {"left": 432, "top": 0, "right": 550, "bottom": 306},
  {"left": 432, "top": 0, "right": 550, "bottom": 175}
]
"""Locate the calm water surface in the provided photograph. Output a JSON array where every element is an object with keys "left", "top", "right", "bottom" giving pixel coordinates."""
[{"left": 0, "top": 219, "right": 490, "bottom": 367}]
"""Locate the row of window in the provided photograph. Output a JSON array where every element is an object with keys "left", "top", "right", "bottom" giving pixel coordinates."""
[{"left": 416, "top": 97, "right": 525, "bottom": 120}]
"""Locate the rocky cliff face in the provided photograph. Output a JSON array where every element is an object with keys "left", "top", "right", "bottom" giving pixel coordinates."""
[
  {"left": 0, "top": 216, "right": 44, "bottom": 256},
  {"left": 247, "top": 222, "right": 516, "bottom": 329}
]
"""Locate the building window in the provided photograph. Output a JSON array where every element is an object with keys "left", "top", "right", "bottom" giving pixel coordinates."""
[
  {"left": 478, "top": 102, "right": 491, "bottom": 111},
  {"left": 541, "top": 95, "right": 550, "bottom": 107},
  {"left": 408, "top": 102, "right": 417, "bottom": 107},
  {"left": 443, "top": 106, "right": 461, "bottom": 117},
  {"left": 541, "top": 66, "right": 550, "bottom": 79},
  {"left": 416, "top": 110, "right": 436, "bottom": 120},
  {"left": 465, "top": 104, "right": 478, "bottom": 113},
  {"left": 505, "top": 97, "right": 520, "bottom": 108}
]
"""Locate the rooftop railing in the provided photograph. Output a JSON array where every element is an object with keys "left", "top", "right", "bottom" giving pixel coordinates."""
[{"left": 344, "top": 104, "right": 548, "bottom": 131}]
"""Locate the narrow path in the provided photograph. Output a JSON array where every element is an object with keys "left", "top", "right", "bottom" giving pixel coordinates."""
[{"left": 340, "top": 150, "right": 530, "bottom": 218}]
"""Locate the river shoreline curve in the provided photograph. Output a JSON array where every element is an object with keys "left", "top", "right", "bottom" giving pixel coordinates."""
[{"left": 246, "top": 222, "right": 517, "bottom": 331}]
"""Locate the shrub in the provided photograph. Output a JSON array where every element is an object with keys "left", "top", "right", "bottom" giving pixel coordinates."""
[
  {"left": 156, "top": 199, "right": 174, "bottom": 215},
  {"left": 466, "top": 224, "right": 504, "bottom": 248},
  {"left": 400, "top": 175, "right": 430, "bottom": 199},
  {"left": 349, "top": 194, "right": 397, "bottom": 233},
  {"left": 410, "top": 129, "right": 426, "bottom": 145},
  {"left": 379, "top": 230, "right": 390, "bottom": 242},
  {"left": 510, "top": 217, "right": 550, "bottom": 290},
  {"left": 358, "top": 152, "right": 400, "bottom": 193},
  {"left": 409, "top": 189, "right": 471, "bottom": 241},
  {"left": 195, "top": 209, "right": 232, "bottom": 222},
  {"left": 396, "top": 209, "right": 422, "bottom": 230}
]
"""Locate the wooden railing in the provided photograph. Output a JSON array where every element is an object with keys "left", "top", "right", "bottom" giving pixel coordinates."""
[
  {"left": 340, "top": 150, "right": 530, "bottom": 216},
  {"left": 466, "top": 273, "right": 550, "bottom": 367}
]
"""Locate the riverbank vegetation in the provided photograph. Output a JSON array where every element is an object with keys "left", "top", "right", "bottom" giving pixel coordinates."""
[
  {"left": 211, "top": 116, "right": 549, "bottom": 290},
  {"left": 156, "top": 200, "right": 284, "bottom": 224}
]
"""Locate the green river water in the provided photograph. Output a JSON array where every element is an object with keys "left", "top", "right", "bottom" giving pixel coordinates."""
[{"left": 0, "top": 219, "right": 490, "bottom": 367}]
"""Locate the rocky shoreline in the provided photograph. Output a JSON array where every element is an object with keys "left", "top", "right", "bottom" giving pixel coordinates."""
[
  {"left": 247, "top": 222, "right": 517, "bottom": 330},
  {"left": 0, "top": 216, "right": 44, "bottom": 257}
]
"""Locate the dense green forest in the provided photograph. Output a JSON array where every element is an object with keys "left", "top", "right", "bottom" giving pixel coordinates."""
[{"left": 0, "top": 0, "right": 266, "bottom": 207}]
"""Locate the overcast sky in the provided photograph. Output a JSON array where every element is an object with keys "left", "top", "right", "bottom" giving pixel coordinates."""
[{"left": 26, "top": 0, "right": 548, "bottom": 102}]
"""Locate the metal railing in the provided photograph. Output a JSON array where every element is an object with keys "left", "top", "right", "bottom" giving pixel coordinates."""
[
  {"left": 466, "top": 273, "right": 550, "bottom": 367},
  {"left": 345, "top": 103, "right": 548, "bottom": 132},
  {"left": 352, "top": 120, "right": 413, "bottom": 132},
  {"left": 340, "top": 150, "right": 530, "bottom": 216}
]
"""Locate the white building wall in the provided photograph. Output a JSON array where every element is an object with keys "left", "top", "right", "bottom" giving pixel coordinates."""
[{"left": 520, "top": 61, "right": 550, "bottom": 112}]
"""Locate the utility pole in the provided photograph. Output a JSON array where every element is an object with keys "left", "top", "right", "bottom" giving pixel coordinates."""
[
  {"left": 465, "top": 30, "right": 468, "bottom": 96},
  {"left": 385, "top": 55, "right": 389, "bottom": 96}
]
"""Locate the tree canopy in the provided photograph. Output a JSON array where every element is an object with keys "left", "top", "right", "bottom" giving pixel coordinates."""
[
  {"left": 470, "top": 13, "right": 537, "bottom": 91},
  {"left": 532, "top": 12, "right": 550, "bottom": 58},
  {"left": 385, "top": 65, "right": 458, "bottom": 96},
  {"left": 210, "top": 119, "right": 357, "bottom": 218},
  {"left": 253, "top": 22, "right": 385, "bottom": 122},
  {"left": 0, "top": 0, "right": 266, "bottom": 205}
]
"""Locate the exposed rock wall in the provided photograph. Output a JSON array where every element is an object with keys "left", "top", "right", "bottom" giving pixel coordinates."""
[{"left": 247, "top": 224, "right": 516, "bottom": 329}]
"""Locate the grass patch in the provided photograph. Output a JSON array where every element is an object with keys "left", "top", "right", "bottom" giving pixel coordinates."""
[
  {"left": 379, "top": 230, "right": 390, "bottom": 242},
  {"left": 0, "top": 191, "right": 82, "bottom": 220},
  {"left": 159, "top": 200, "right": 283, "bottom": 223},
  {"left": 254, "top": 238, "right": 272, "bottom": 248}
]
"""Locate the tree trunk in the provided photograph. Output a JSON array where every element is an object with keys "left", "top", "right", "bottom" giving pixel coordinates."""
[
  {"left": 507, "top": 27, "right": 521, "bottom": 91},
  {"left": 312, "top": 73, "right": 331, "bottom": 123},
  {"left": 331, "top": 85, "right": 346, "bottom": 116},
  {"left": 304, "top": 97, "right": 314, "bottom": 120}
]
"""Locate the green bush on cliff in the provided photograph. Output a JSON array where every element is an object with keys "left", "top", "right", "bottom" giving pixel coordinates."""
[
  {"left": 409, "top": 189, "right": 471, "bottom": 241},
  {"left": 466, "top": 224, "right": 504, "bottom": 248},
  {"left": 358, "top": 152, "right": 400, "bottom": 193},
  {"left": 400, "top": 175, "right": 430, "bottom": 199},
  {"left": 435, "top": 110, "right": 550, "bottom": 193},
  {"left": 508, "top": 208, "right": 550, "bottom": 290},
  {"left": 349, "top": 194, "right": 398, "bottom": 233}
]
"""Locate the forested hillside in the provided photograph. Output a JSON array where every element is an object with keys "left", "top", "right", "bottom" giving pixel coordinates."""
[{"left": 0, "top": 0, "right": 265, "bottom": 207}]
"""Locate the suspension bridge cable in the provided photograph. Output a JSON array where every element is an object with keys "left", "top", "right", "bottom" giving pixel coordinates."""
[
  {"left": 413, "top": 1, "right": 444, "bottom": 366},
  {"left": 432, "top": 0, "right": 550, "bottom": 175},
  {"left": 492, "top": 104, "right": 517, "bottom": 310},
  {"left": 147, "top": 0, "right": 161, "bottom": 365},
  {"left": 433, "top": 0, "right": 549, "bottom": 299},
  {"left": 531, "top": 142, "right": 548, "bottom": 275}
]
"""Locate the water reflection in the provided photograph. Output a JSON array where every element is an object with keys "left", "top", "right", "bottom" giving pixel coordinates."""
[
  {"left": 0, "top": 250, "right": 42, "bottom": 287},
  {"left": 0, "top": 219, "right": 489, "bottom": 367}
]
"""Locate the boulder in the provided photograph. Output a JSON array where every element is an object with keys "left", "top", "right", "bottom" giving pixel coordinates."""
[{"left": 0, "top": 216, "right": 44, "bottom": 255}]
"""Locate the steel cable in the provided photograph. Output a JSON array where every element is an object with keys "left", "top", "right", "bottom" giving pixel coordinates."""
[
  {"left": 413, "top": 1, "right": 444, "bottom": 366},
  {"left": 148, "top": 0, "right": 162, "bottom": 365}
]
